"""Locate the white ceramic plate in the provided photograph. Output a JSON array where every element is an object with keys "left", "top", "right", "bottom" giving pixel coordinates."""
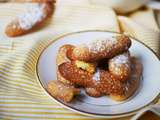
[{"left": 36, "top": 31, "right": 160, "bottom": 118}]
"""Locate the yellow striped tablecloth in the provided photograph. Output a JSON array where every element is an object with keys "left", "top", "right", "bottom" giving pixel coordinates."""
[{"left": 0, "top": 0, "right": 160, "bottom": 120}]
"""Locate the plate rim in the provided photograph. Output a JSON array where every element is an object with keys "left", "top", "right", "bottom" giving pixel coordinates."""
[{"left": 35, "top": 30, "right": 160, "bottom": 118}]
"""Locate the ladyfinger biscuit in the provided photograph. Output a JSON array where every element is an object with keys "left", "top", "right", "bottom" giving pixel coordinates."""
[
  {"left": 58, "top": 62, "right": 95, "bottom": 87},
  {"left": 47, "top": 81, "right": 80, "bottom": 102},
  {"left": 66, "top": 45, "right": 76, "bottom": 61},
  {"left": 109, "top": 52, "right": 131, "bottom": 81},
  {"left": 57, "top": 45, "right": 75, "bottom": 66},
  {"left": 95, "top": 70, "right": 125, "bottom": 95},
  {"left": 57, "top": 45, "right": 96, "bottom": 86},
  {"left": 56, "top": 45, "right": 75, "bottom": 85},
  {"left": 110, "top": 57, "right": 142, "bottom": 101},
  {"left": 72, "top": 35, "right": 131, "bottom": 62},
  {"left": 5, "top": 2, "right": 54, "bottom": 37}
]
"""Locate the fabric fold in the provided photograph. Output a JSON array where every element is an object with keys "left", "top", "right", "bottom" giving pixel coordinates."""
[{"left": 118, "top": 15, "right": 160, "bottom": 56}]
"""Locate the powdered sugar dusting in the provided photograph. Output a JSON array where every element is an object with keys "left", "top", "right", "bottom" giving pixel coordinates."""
[
  {"left": 113, "top": 54, "right": 129, "bottom": 65},
  {"left": 85, "top": 36, "right": 117, "bottom": 53},
  {"left": 92, "top": 69, "right": 100, "bottom": 81},
  {"left": 109, "top": 53, "right": 130, "bottom": 74},
  {"left": 18, "top": 3, "right": 46, "bottom": 30}
]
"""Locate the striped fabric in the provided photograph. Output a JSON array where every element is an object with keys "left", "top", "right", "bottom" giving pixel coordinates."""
[{"left": 0, "top": 1, "right": 160, "bottom": 120}]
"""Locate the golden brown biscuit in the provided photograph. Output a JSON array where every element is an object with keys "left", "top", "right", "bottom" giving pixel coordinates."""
[
  {"left": 72, "top": 35, "right": 131, "bottom": 62},
  {"left": 66, "top": 44, "right": 76, "bottom": 61},
  {"left": 58, "top": 62, "right": 95, "bottom": 87},
  {"left": 109, "top": 52, "right": 131, "bottom": 81},
  {"left": 57, "top": 45, "right": 96, "bottom": 85},
  {"left": 56, "top": 45, "right": 75, "bottom": 85},
  {"left": 57, "top": 45, "right": 75, "bottom": 66},
  {"left": 110, "top": 57, "right": 143, "bottom": 101},
  {"left": 47, "top": 81, "right": 80, "bottom": 103},
  {"left": 95, "top": 70, "right": 125, "bottom": 95},
  {"left": 57, "top": 45, "right": 97, "bottom": 85},
  {"left": 5, "top": 2, "right": 54, "bottom": 37}
]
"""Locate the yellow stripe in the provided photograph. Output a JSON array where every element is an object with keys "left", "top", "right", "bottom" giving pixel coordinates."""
[
  {"left": 0, "top": 83, "right": 43, "bottom": 93},
  {"left": 0, "top": 41, "right": 49, "bottom": 61},
  {"left": 13, "top": 50, "right": 39, "bottom": 62},
  {"left": 0, "top": 101, "right": 54, "bottom": 105},
  {"left": 1, "top": 63, "right": 34, "bottom": 77},
  {"left": 1, "top": 44, "right": 43, "bottom": 57},
  {"left": 0, "top": 98, "right": 52, "bottom": 104},
  {"left": 0, "top": 78, "right": 41, "bottom": 92},
  {"left": 0, "top": 93, "right": 54, "bottom": 102},
  {"left": 0, "top": 88, "right": 48, "bottom": 99},
  {"left": 0, "top": 63, "right": 26, "bottom": 70},
  {"left": 0, "top": 97, "right": 48, "bottom": 101},
  {"left": 0, "top": 79, "right": 40, "bottom": 92},
  {"left": 0, "top": 68, "right": 36, "bottom": 80},
  {"left": 0, "top": 80, "right": 39, "bottom": 91},
  {"left": 0, "top": 69, "right": 39, "bottom": 84},
  {"left": 8, "top": 53, "right": 37, "bottom": 65},
  {"left": 0, "top": 67, "right": 31, "bottom": 76},
  {"left": 0, "top": 88, "right": 47, "bottom": 98},
  {"left": 0, "top": 115, "right": 98, "bottom": 120},
  {"left": 0, "top": 106, "right": 64, "bottom": 110},
  {"left": 0, "top": 110, "right": 85, "bottom": 116},
  {"left": 0, "top": 71, "right": 39, "bottom": 84},
  {"left": 0, "top": 102, "right": 55, "bottom": 105},
  {"left": 0, "top": 82, "right": 44, "bottom": 96},
  {"left": 0, "top": 57, "right": 32, "bottom": 67},
  {"left": 0, "top": 91, "right": 45, "bottom": 99},
  {"left": 0, "top": 91, "right": 47, "bottom": 97},
  {"left": 0, "top": 95, "right": 49, "bottom": 100},
  {"left": 0, "top": 58, "right": 35, "bottom": 70},
  {"left": 0, "top": 63, "right": 34, "bottom": 75}
]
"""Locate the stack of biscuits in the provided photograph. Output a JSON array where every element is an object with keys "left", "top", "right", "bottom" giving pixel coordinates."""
[{"left": 47, "top": 35, "right": 143, "bottom": 102}]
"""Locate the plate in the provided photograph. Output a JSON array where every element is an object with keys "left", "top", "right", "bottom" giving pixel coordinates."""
[{"left": 36, "top": 31, "right": 160, "bottom": 118}]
